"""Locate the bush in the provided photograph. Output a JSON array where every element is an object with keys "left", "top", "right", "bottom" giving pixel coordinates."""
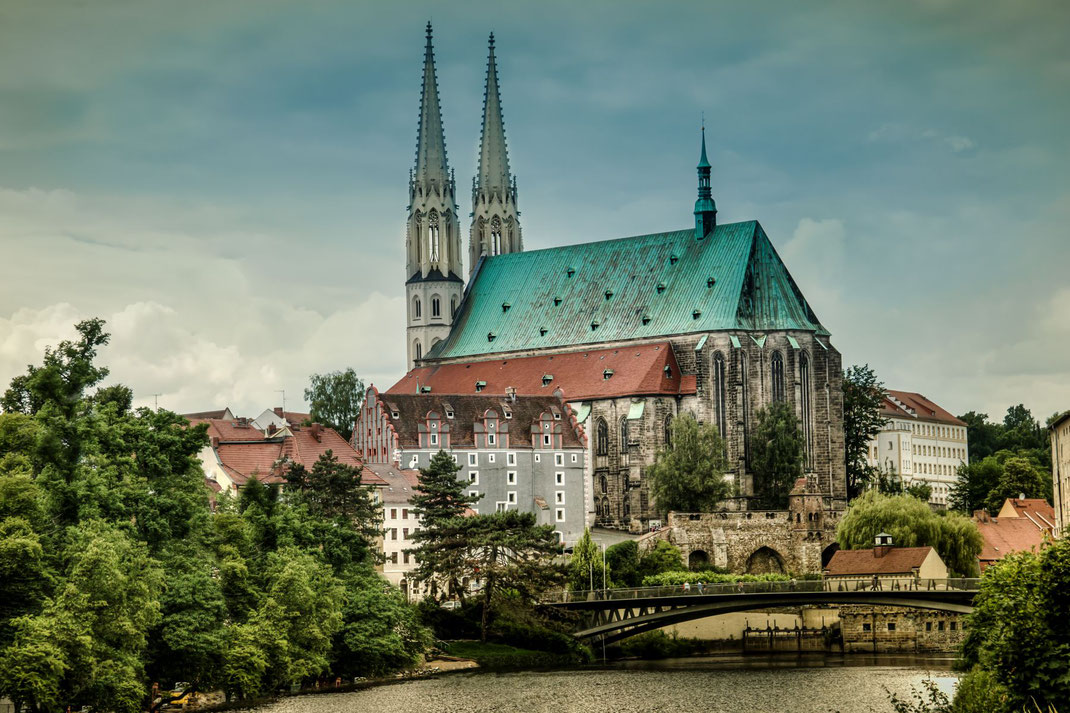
[
  {"left": 640, "top": 571, "right": 791, "bottom": 587},
  {"left": 618, "top": 630, "right": 707, "bottom": 659},
  {"left": 415, "top": 599, "right": 480, "bottom": 641},
  {"left": 950, "top": 668, "right": 1011, "bottom": 713}
]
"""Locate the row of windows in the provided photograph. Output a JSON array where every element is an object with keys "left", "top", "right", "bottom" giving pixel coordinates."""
[
  {"left": 467, "top": 470, "right": 567, "bottom": 486},
  {"left": 913, "top": 444, "right": 965, "bottom": 459},
  {"left": 387, "top": 508, "right": 411, "bottom": 520},
  {"left": 411, "top": 294, "right": 458, "bottom": 321}
]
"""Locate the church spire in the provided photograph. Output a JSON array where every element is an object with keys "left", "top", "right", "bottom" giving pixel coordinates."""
[
  {"left": 414, "top": 22, "right": 450, "bottom": 189},
  {"left": 694, "top": 125, "right": 717, "bottom": 239},
  {"left": 469, "top": 32, "right": 522, "bottom": 276},
  {"left": 476, "top": 32, "right": 511, "bottom": 197}
]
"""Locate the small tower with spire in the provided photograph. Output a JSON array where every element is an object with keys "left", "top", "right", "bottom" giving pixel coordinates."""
[
  {"left": 694, "top": 125, "right": 717, "bottom": 239},
  {"left": 405, "top": 22, "right": 464, "bottom": 369},
  {"left": 469, "top": 32, "right": 522, "bottom": 276}
]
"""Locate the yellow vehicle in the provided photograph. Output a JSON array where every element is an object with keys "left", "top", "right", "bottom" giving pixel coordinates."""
[{"left": 159, "top": 682, "right": 195, "bottom": 710}]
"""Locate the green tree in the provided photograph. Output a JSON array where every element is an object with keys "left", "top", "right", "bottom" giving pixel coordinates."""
[
  {"left": 408, "top": 450, "right": 481, "bottom": 601},
  {"left": 842, "top": 364, "right": 886, "bottom": 499},
  {"left": 958, "top": 411, "right": 1000, "bottom": 463},
  {"left": 455, "top": 511, "right": 563, "bottom": 642},
  {"left": 605, "top": 540, "right": 642, "bottom": 587},
  {"left": 751, "top": 401, "right": 804, "bottom": 509},
  {"left": 984, "top": 456, "right": 1051, "bottom": 512},
  {"left": 949, "top": 457, "right": 1003, "bottom": 514},
  {"left": 647, "top": 414, "right": 730, "bottom": 513},
  {"left": 637, "top": 540, "right": 687, "bottom": 581},
  {"left": 567, "top": 528, "right": 608, "bottom": 592},
  {"left": 960, "top": 537, "right": 1070, "bottom": 711},
  {"left": 304, "top": 368, "right": 365, "bottom": 442},
  {"left": 836, "top": 490, "right": 983, "bottom": 577},
  {"left": 904, "top": 481, "right": 932, "bottom": 503}
]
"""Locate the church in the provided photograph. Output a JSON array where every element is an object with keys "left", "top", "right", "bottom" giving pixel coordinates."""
[{"left": 377, "top": 24, "right": 847, "bottom": 533}]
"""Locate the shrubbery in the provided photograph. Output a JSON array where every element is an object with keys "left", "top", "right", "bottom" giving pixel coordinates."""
[
  {"left": 641, "top": 571, "right": 792, "bottom": 586},
  {"left": 617, "top": 630, "right": 707, "bottom": 659}
]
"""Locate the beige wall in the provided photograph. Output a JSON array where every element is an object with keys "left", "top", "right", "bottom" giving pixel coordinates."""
[{"left": 1053, "top": 416, "right": 1070, "bottom": 537}]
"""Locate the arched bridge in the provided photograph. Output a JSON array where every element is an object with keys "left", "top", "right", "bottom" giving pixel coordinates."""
[{"left": 542, "top": 579, "right": 980, "bottom": 644}]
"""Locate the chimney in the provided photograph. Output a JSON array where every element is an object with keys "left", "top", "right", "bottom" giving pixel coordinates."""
[
  {"left": 210, "top": 436, "right": 220, "bottom": 449},
  {"left": 873, "top": 533, "right": 894, "bottom": 558},
  {"left": 1019, "top": 492, "right": 1026, "bottom": 501},
  {"left": 311, "top": 422, "right": 322, "bottom": 442},
  {"left": 274, "top": 406, "right": 284, "bottom": 417}
]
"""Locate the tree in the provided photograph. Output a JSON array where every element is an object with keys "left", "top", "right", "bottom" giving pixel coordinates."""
[
  {"left": 567, "top": 528, "right": 607, "bottom": 592},
  {"left": 407, "top": 450, "right": 481, "bottom": 601},
  {"left": 750, "top": 401, "right": 804, "bottom": 509},
  {"left": 454, "top": 512, "right": 563, "bottom": 642},
  {"left": 304, "top": 368, "right": 365, "bottom": 442},
  {"left": 836, "top": 490, "right": 983, "bottom": 577},
  {"left": 984, "top": 456, "right": 1051, "bottom": 512},
  {"left": 904, "top": 481, "right": 932, "bottom": 503},
  {"left": 949, "top": 457, "right": 1003, "bottom": 514},
  {"left": 647, "top": 414, "right": 730, "bottom": 513},
  {"left": 637, "top": 540, "right": 687, "bottom": 581},
  {"left": 842, "top": 364, "right": 886, "bottom": 500},
  {"left": 604, "top": 540, "right": 641, "bottom": 587},
  {"left": 959, "top": 537, "right": 1070, "bottom": 711}
]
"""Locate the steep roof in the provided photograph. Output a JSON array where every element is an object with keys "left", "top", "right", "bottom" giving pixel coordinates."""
[
  {"left": 997, "top": 498, "right": 1056, "bottom": 532},
  {"left": 388, "top": 342, "right": 694, "bottom": 400},
  {"left": 365, "top": 463, "right": 422, "bottom": 504},
  {"left": 376, "top": 393, "right": 585, "bottom": 450},
  {"left": 882, "top": 390, "right": 965, "bottom": 427},
  {"left": 427, "top": 220, "right": 828, "bottom": 360},
  {"left": 824, "top": 546, "right": 935, "bottom": 576},
  {"left": 973, "top": 512, "right": 1048, "bottom": 570},
  {"left": 191, "top": 417, "right": 267, "bottom": 442}
]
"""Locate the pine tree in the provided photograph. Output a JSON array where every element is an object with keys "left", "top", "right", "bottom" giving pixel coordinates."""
[{"left": 407, "top": 450, "right": 482, "bottom": 601}]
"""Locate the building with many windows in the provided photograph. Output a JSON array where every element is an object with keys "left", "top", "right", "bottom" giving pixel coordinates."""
[
  {"left": 1052, "top": 410, "right": 1070, "bottom": 537},
  {"left": 866, "top": 391, "right": 968, "bottom": 508},
  {"left": 354, "top": 388, "right": 587, "bottom": 545}
]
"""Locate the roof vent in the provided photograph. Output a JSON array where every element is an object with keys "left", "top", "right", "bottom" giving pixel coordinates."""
[
  {"left": 692, "top": 309, "right": 701, "bottom": 319},
  {"left": 539, "top": 326, "right": 548, "bottom": 336},
  {"left": 502, "top": 302, "right": 511, "bottom": 313},
  {"left": 475, "top": 380, "right": 487, "bottom": 392},
  {"left": 566, "top": 267, "right": 575, "bottom": 278},
  {"left": 542, "top": 374, "right": 553, "bottom": 386},
  {"left": 656, "top": 283, "right": 666, "bottom": 294},
  {"left": 707, "top": 277, "right": 716, "bottom": 288},
  {"left": 641, "top": 313, "right": 651, "bottom": 325},
  {"left": 669, "top": 254, "right": 679, "bottom": 265},
  {"left": 487, "top": 332, "right": 496, "bottom": 342},
  {"left": 591, "top": 320, "right": 600, "bottom": 331},
  {"left": 553, "top": 296, "right": 562, "bottom": 306},
  {"left": 604, "top": 289, "right": 613, "bottom": 300},
  {"left": 603, "top": 369, "right": 614, "bottom": 380}
]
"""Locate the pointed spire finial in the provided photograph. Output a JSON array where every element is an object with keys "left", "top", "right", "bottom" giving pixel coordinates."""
[
  {"left": 489, "top": 31, "right": 495, "bottom": 48},
  {"left": 475, "top": 30, "right": 511, "bottom": 195},
  {"left": 414, "top": 20, "right": 450, "bottom": 186},
  {"left": 694, "top": 121, "right": 716, "bottom": 238}
]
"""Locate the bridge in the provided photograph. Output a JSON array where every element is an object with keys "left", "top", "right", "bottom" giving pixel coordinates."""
[{"left": 542, "top": 578, "right": 980, "bottom": 644}]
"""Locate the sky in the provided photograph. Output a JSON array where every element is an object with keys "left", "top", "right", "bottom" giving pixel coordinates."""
[{"left": 0, "top": 0, "right": 1067, "bottom": 421}]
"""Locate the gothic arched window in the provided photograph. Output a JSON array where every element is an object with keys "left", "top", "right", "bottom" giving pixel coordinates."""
[
  {"left": 450, "top": 296, "right": 458, "bottom": 317},
  {"left": 619, "top": 416, "right": 629, "bottom": 449},
  {"left": 428, "top": 210, "right": 440, "bottom": 263},
  {"left": 414, "top": 340, "right": 422, "bottom": 361},
  {"left": 491, "top": 215, "right": 502, "bottom": 256},
  {"left": 596, "top": 418, "right": 609, "bottom": 456},
  {"left": 431, "top": 295, "right": 441, "bottom": 318},
  {"left": 664, "top": 415, "right": 673, "bottom": 446},
  {"left": 800, "top": 351, "right": 813, "bottom": 466},
  {"left": 413, "top": 296, "right": 422, "bottom": 319},
  {"left": 714, "top": 352, "right": 727, "bottom": 440},
  {"left": 599, "top": 475, "right": 608, "bottom": 494},
  {"left": 741, "top": 354, "right": 750, "bottom": 465},
  {"left": 771, "top": 351, "right": 785, "bottom": 402}
]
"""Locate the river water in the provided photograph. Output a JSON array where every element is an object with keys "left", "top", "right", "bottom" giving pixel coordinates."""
[{"left": 244, "top": 655, "right": 958, "bottom": 713}]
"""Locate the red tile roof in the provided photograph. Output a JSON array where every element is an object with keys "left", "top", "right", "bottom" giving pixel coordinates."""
[
  {"left": 283, "top": 425, "right": 387, "bottom": 486},
  {"left": 387, "top": 342, "right": 695, "bottom": 401},
  {"left": 999, "top": 498, "right": 1056, "bottom": 531},
  {"left": 364, "top": 463, "right": 422, "bottom": 504},
  {"left": 191, "top": 417, "right": 267, "bottom": 442},
  {"left": 824, "top": 546, "right": 934, "bottom": 576},
  {"left": 216, "top": 442, "right": 286, "bottom": 486},
  {"left": 973, "top": 513, "right": 1048, "bottom": 570},
  {"left": 882, "top": 390, "right": 965, "bottom": 426}
]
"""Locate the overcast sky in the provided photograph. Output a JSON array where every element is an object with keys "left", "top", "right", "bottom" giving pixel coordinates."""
[{"left": 0, "top": 0, "right": 1067, "bottom": 421}]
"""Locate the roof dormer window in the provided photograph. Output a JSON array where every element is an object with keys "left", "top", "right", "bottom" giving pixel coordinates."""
[
  {"left": 502, "top": 302, "right": 511, "bottom": 313},
  {"left": 604, "top": 289, "right": 613, "bottom": 300},
  {"left": 656, "top": 283, "right": 666, "bottom": 294},
  {"left": 664, "top": 365, "right": 673, "bottom": 378},
  {"left": 707, "top": 276, "right": 716, "bottom": 288},
  {"left": 487, "top": 332, "right": 496, "bottom": 342},
  {"left": 566, "top": 267, "right": 575, "bottom": 278},
  {"left": 553, "top": 296, "right": 562, "bottom": 306},
  {"left": 669, "top": 254, "right": 679, "bottom": 265},
  {"left": 475, "top": 381, "right": 487, "bottom": 392},
  {"left": 591, "top": 321, "right": 600, "bottom": 331},
  {"left": 539, "top": 326, "right": 548, "bottom": 336},
  {"left": 692, "top": 309, "right": 701, "bottom": 319},
  {"left": 542, "top": 374, "right": 553, "bottom": 387},
  {"left": 603, "top": 369, "right": 614, "bottom": 380},
  {"left": 641, "top": 313, "right": 651, "bottom": 325}
]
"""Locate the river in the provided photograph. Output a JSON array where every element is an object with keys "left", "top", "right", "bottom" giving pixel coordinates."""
[{"left": 241, "top": 655, "right": 958, "bottom": 713}]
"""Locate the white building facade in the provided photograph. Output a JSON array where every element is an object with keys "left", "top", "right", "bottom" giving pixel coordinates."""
[{"left": 867, "top": 390, "right": 968, "bottom": 508}]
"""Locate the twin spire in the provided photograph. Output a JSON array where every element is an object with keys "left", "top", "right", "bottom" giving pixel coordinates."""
[
  {"left": 476, "top": 32, "right": 512, "bottom": 199},
  {"left": 415, "top": 22, "right": 450, "bottom": 191}
]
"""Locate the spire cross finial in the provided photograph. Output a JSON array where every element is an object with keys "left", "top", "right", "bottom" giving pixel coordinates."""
[
  {"left": 489, "top": 32, "right": 495, "bottom": 48},
  {"left": 426, "top": 21, "right": 432, "bottom": 40}
]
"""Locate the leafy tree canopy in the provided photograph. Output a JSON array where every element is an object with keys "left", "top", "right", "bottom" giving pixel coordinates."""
[
  {"left": 648, "top": 414, "right": 730, "bottom": 513},
  {"left": 750, "top": 401, "right": 804, "bottom": 509},
  {"left": 567, "top": 529, "right": 608, "bottom": 592},
  {"left": 836, "top": 490, "right": 983, "bottom": 577},
  {"left": 842, "top": 364, "right": 886, "bottom": 500},
  {"left": 304, "top": 368, "right": 365, "bottom": 442}
]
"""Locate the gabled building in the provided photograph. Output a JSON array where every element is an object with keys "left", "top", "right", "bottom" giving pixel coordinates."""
[
  {"left": 354, "top": 387, "right": 587, "bottom": 544},
  {"left": 823, "top": 534, "right": 948, "bottom": 585},
  {"left": 973, "top": 500, "right": 1054, "bottom": 572},
  {"left": 187, "top": 411, "right": 385, "bottom": 496},
  {"left": 866, "top": 390, "right": 968, "bottom": 508}
]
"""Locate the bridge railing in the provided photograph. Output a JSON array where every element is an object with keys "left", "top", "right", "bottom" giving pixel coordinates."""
[{"left": 543, "top": 578, "right": 981, "bottom": 604}]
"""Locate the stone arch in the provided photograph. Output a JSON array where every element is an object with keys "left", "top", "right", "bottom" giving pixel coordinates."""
[
  {"left": 745, "top": 546, "right": 785, "bottom": 575},
  {"left": 821, "top": 543, "right": 840, "bottom": 569},
  {"left": 688, "top": 550, "right": 709, "bottom": 570}
]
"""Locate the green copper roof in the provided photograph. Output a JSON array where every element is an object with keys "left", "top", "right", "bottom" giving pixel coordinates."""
[{"left": 428, "top": 220, "right": 829, "bottom": 360}]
